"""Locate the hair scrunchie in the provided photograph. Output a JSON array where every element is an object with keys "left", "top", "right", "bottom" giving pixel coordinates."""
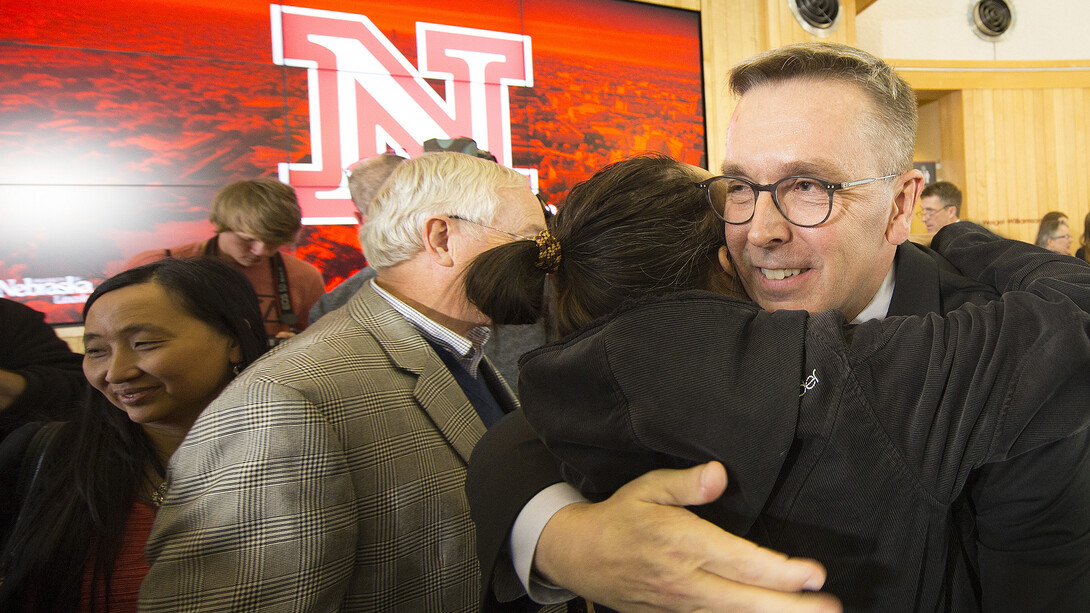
[{"left": 534, "top": 229, "right": 562, "bottom": 273}]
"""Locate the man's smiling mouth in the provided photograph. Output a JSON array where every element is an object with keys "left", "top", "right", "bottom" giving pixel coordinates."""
[{"left": 759, "top": 267, "right": 804, "bottom": 280}]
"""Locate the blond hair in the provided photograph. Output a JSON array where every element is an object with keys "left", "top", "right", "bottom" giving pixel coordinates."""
[{"left": 209, "top": 178, "right": 301, "bottom": 245}]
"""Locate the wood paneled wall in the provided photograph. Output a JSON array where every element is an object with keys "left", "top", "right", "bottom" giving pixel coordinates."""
[
  {"left": 952, "top": 86, "right": 1090, "bottom": 243},
  {"left": 899, "top": 63, "right": 1090, "bottom": 243},
  {"left": 642, "top": 0, "right": 857, "bottom": 168}
]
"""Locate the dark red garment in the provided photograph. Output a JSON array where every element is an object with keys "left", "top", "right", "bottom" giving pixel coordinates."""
[{"left": 79, "top": 501, "right": 156, "bottom": 613}]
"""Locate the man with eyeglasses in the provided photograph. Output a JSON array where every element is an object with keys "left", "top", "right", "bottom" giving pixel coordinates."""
[
  {"left": 919, "top": 181, "right": 962, "bottom": 233},
  {"left": 308, "top": 149, "right": 548, "bottom": 393},
  {"left": 140, "top": 153, "right": 553, "bottom": 611},
  {"left": 468, "top": 42, "right": 1090, "bottom": 613}
]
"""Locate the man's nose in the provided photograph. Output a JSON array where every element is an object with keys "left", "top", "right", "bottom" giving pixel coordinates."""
[{"left": 746, "top": 192, "right": 792, "bottom": 247}]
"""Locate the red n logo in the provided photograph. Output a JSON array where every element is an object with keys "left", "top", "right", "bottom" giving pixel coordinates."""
[{"left": 271, "top": 5, "right": 534, "bottom": 222}]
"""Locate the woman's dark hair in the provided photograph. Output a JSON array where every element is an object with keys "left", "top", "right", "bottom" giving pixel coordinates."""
[
  {"left": 1080, "top": 211, "right": 1090, "bottom": 264},
  {"left": 0, "top": 257, "right": 267, "bottom": 611},
  {"left": 465, "top": 153, "right": 739, "bottom": 338}
]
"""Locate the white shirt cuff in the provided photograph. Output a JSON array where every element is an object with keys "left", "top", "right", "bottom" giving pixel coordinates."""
[{"left": 510, "top": 481, "right": 587, "bottom": 603}]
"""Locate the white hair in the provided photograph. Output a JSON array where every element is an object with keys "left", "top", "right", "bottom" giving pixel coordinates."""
[{"left": 359, "top": 152, "right": 529, "bottom": 270}]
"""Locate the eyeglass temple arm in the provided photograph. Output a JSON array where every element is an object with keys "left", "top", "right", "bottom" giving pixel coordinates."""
[{"left": 836, "top": 173, "right": 899, "bottom": 189}]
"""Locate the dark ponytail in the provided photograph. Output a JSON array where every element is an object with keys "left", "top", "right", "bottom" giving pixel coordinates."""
[
  {"left": 464, "top": 238, "right": 546, "bottom": 326},
  {"left": 466, "top": 153, "right": 736, "bottom": 338}
]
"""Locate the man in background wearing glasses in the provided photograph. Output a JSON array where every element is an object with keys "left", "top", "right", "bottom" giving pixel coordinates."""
[
  {"left": 469, "top": 42, "right": 1090, "bottom": 613},
  {"left": 919, "top": 181, "right": 962, "bottom": 234}
]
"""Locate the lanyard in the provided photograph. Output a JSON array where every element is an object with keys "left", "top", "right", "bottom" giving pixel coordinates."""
[
  {"left": 201, "top": 237, "right": 297, "bottom": 330},
  {"left": 272, "top": 252, "right": 297, "bottom": 329}
]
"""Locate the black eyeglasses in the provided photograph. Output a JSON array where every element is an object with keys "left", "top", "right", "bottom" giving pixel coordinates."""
[
  {"left": 695, "top": 174, "right": 898, "bottom": 228},
  {"left": 448, "top": 215, "right": 533, "bottom": 241},
  {"left": 920, "top": 204, "right": 955, "bottom": 218}
]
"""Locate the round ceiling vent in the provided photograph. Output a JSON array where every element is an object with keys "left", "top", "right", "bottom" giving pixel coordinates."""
[
  {"left": 790, "top": 0, "right": 841, "bottom": 36},
  {"left": 971, "top": 0, "right": 1015, "bottom": 40}
]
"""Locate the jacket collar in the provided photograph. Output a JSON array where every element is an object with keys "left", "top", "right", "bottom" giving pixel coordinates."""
[
  {"left": 887, "top": 241, "right": 944, "bottom": 317},
  {"left": 345, "top": 283, "right": 515, "bottom": 463}
]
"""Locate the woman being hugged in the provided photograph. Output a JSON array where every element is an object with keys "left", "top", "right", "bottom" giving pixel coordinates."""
[
  {"left": 464, "top": 152, "right": 742, "bottom": 337},
  {"left": 0, "top": 257, "right": 267, "bottom": 612}
]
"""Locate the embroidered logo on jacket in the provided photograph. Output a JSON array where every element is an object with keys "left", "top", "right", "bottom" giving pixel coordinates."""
[{"left": 799, "top": 369, "right": 819, "bottom": 397}]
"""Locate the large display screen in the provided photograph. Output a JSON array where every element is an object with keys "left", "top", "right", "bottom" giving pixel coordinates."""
[{"left": 0, "top": 0, "right": 705, "bottom": 324}]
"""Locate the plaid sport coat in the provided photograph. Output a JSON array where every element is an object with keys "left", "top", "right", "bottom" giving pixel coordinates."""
[{"left": 139, "top": 282, "right": 516, "bottom": 612}]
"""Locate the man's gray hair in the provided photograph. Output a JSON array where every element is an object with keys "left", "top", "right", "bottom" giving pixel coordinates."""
[
  {"left": 360, "top": 152, "right": 529, "bottom": 270},
  {"left": 730, "top": 42, "right": 918, "bottom": 175}
]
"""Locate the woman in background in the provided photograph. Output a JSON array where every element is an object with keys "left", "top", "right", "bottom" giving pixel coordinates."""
[
  {"left": 1076, "top": 211, "right": 1090, "bottom": 263},
  {"left": 0, "top": 257, "right": 267, "bottom": 612},
  {"left": 1035, "top": 210, "right": 1073, "bottom": 255}
]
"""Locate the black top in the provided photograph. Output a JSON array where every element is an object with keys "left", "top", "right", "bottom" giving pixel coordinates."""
[{"left": 0, "top": 299, "right": 84, "bottom": 441}]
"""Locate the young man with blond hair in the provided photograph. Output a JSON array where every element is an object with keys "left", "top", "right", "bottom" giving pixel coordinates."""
[{"left": 126, "top": 177, "right": 324, "bottom": 341}]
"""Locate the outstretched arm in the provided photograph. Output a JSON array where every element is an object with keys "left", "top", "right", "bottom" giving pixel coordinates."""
[
  {"left": 0, "top": 300, "right": 84, "bottom": 418},
  {"left": 928, "top": 221, "right": 1090, "bottom": 611},
  {"left": 933, "top": 221, "right": 1090, "bottom": 311},
  {"left": 468, "top": 411, "right": 840, "bottom": 613},
  {"left": 536, "top": 462, "right": 839, "bottom": 613}
]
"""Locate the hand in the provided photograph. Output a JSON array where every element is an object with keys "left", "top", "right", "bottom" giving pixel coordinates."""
[{"left": 535, "top": 462, "right": 841, "bottom": 612}]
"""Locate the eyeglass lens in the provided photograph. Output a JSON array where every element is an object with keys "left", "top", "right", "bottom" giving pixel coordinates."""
[{"left": 706, "top": 177, "right": 831, "bottom": 227}]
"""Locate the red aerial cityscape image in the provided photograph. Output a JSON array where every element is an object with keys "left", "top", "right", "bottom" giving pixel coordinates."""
[{"left": 0, "top": 0, "right": 705, "bottom": 323}]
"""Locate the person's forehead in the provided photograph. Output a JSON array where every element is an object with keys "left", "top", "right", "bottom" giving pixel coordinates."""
[
  {"left": 919, "top": 195, "right": 944, "bottom": 209},
  {"left": 497, "top": 187, "right": 547, "bottom": 232},
  {"left": 723, "top": 78, "right": 877, "bottom": 178},
  {"left": 228, "top": 229, "right": 281, "bottom": 245},
  {"left": 85, "top": 283, "right": 183, "bottom": 331}
]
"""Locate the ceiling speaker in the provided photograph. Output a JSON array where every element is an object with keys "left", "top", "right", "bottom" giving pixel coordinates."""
[
  {"left": 790, "top": 0, "right": 841, "bottom": 34},
  {"left": 971, "top": 0, "right": 1015, "bottom": 40}
]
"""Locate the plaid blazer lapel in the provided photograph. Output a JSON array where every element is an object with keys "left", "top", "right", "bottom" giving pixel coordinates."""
[{"left": 350, "top": 284, "right": 490, "bottom": 464}]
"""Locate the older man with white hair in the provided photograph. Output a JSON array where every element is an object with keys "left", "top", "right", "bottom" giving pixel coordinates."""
[{"left": 139, "top": 152, "right": 548, "bottom": 611}]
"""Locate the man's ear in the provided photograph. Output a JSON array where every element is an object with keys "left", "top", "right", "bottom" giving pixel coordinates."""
[
  {"left": 886, "top": 168, "right": 924, "bottom": 245},
  {"left": 422, "top": 217, "right": 456, "bottom": 267},
  {"left": 713, "top": 246, "right": 748, "bottom": 300},
  {"left": 717, "top": 245, "right": 734, "bottom": 277}
]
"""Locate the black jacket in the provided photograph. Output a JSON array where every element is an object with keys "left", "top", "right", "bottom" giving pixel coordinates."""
[
  {"left": 467, "top": 223, "right": 1090, "bottom": 612},
  {"left": 518, "top": 224, "right": 1090, "bottom": 612}
]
